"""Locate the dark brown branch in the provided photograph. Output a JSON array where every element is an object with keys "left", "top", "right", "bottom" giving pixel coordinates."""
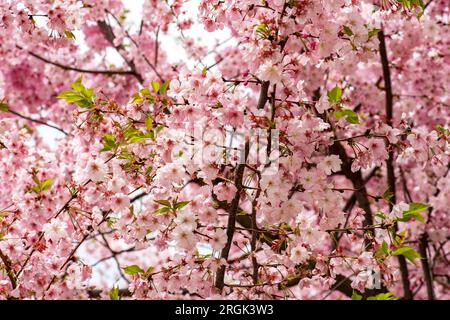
[
  {"left": 257, "top": 81, "right": 270, "bottom": 109},
  {"left": 88, "top": 288, "right": 131, "bottom": 299},
  {"left": 130, "top": 191, "right": 147, "bottom": 203},
  {"left": 332, "top": 167, "right": 380, "bottom": 250},
  {"left": 17, "top": 184, "right": 83, "bottom": 277},
  {"left": 418, "top": 233, "right": 435, "bottom": 300},
  {"left": 154, "top": 27, "right": 160, "bottom": 68},
  {"left": 329, "top": 141, "right": 374, "bottom": 245},
  {"left": 310, "top": 86, "right": 375, "bottom": 248},
  {"left": 251, "top": 176, "right": 262, "bottom": 285},
  {"left": 45, "top": 233, "right": 90, "bottom": 292},
  {"left": 100, "top": 233, "right": 130, "bottom": 284},
  {"left": 378, "top": 28, "right": 412, "bottom": 300},
  {"left": 104, "top": 13, "right": 164, "bottom": 82},
  {"left": 424, "top": 0, "right": 435, "bottom": 10},
  {"left": 9, "top": 109, "right": 69, "bottom": 136},
  {"left": 0, "top": 250, "right": 17, "bottom": 289},
  {"left": 215, "top": 142, "right": 250, "bottom": 291},
  {"left": 97, "top": 20, "right": 144, "bottom": 84},
  {"left": 24, "top": 48, "right": 137, "bottom": 78}
]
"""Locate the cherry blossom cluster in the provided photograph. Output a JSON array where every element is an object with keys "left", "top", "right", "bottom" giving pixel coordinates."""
[{"left": 0, "top": 0, "right": 448, "bottom": 300}]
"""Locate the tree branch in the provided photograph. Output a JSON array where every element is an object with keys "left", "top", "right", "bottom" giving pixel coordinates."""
[
  {"left": 215, "top": 142, "right": 250, "bottom": 291},
  {"left": 24, "top": 48, "right": 138, "bottom": 78},
  {"left": 8, "top": 109, "right": 69, "bottom": 136},
  {"left": 97, "top": 20, "right": 144, "bottom": 84},
  {"left": 378, "top": 28, "right": 412, "bottom": 300},
  {"left": 103, "top": 13, "right": 164, "bottom": 83},
  {"left": 418, "top": 233, "right": 435, "bottom": 300},
  {"left": 0, "top": 250, "right": 17, "bottom": 289},
  {"left": 257, "top": 81, "right": 270, "bottom": 109}
]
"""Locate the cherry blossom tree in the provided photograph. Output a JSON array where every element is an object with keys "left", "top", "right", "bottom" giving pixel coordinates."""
[{"left": 0, "top": 0, "right": 448, "bottom": 300}]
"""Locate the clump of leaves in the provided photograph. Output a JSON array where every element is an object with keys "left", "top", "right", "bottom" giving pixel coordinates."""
[
  {"left": 57, "top": 77, "right": 95, "bottom": 109},
  {"left": 30, "top": 176, "right": 54, "bottom": 194}
]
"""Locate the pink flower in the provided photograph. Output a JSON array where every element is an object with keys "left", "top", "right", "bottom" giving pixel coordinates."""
[
  {"left": 315, "top": 95, "right": 331, "bottom": 114},
  {"left": 351, "top": 271, "right": 370, "bottom": 292},
  {"left": 354, "top": 252, "right": 374, "bottom": 270},
  {"left": 222, "top": 107, "right": 244, "bottom": 128},
  {"left": 290, "top": 245, "right": 309, "bottom": 264},
  {"left": 174, "top": 210, "right": 197, "bottom": 230},
  {"left": 213, "top": 182, "right": 237, "bottom": 202},
  {"left": 86, "top": 158, "right": 107, "bottom": 182},
  {"left": 257, "top": 60, "right": 283, "bottom": 84},
  {"left": 43, "top": 218, "right": 68, "bottom": 242},
  {"left": 110, "top": 193, "right": 130, "bottom": 212},
  {"left": 318, "top": 155, "right": 342, "bottom": 175},
  {"left": 173, "top": 225, "right": 197, "bottom": 251},
  {"left": 210, "top": 229, "right": 227, "bottom": 251}
]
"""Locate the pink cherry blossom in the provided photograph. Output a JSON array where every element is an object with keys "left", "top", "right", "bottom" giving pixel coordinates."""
[{"left": 0, "top": 0, "right": 447, "bottom": 301}]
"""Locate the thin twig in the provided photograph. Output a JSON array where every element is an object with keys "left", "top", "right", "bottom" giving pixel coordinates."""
[
  {"left": 23, "top": 47, "right": 137, "bottom": 77},
  {"left": 9, "top": 109, "right": 69, "bottom": 136}
]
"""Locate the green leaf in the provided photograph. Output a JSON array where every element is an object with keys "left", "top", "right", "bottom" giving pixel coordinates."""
[
  {"left": 145, "top": 116, "right": 154, "bottom": 132},
  {"left": 351, "top": 290, "right": 362, "bottom": 300},
  {"left": 101, "top": 134, "right": 117, "bottom": 152},
  {"left": 71, "top": 77, "right": 84, "bottom": 92},
  {"left": 123, "top": 125, "right": 147, "bottom": 144},
  {"left": 117, "top": 150, "right": 134, "bottom": 160},
  {"left": 146, "top": 266, "right": 155, "bottom": 275},
  {"left": 153, "top": 207, "right": 171, "bottom": 214},
  {"left": 327, "top": 85, "right": 342, "bottom": 104},
  {"left": 131, "top": 93, "right": 142, "bottom": 103},
  {"left": 255, "top": 23, "right": 269, "bottom": 36},
  {"left": 382, "top": 240, "right": 389, "bottom": 254},
  {"left": 405, "top": 202, "right": 429, "bottom": 214},
  {"left": 30, "top": 186, "right": 41, "bottom": 193},
  {"left": 160, "top": 80, "right": 171, "bottom": 95},
  {"left": 398, "top": 202, "right": 429, "bottom": 223},
  {"left": 154, "top": 199, "right": 171, "bottom": 207},
  {"left": 173, "top": 201, "right": 190, "bottom": 210},
  {"left": 333, "top": 108, "right": 360, "bottom": 124},
  {"left": 375, "top": 211, "right": 386, "bottom": 220},
  {"left": 366, "top": 292, "right": 398, "bottom": 300},
  {"left": 57, "top": 77, "right": 95, "bottom": 109},
  {"left": 343, "top": 26, "right": 353, "bottom": 36},
  {"left": 109, "top": 286, "right": 120, "bottom": 300},
  {"left": 151, "top": 81, "right": 160, "bottom": 93},
  {"left": 32, "top": 175, "right": 40, "bottom": 185},
  {"left": 30, "top": 177, "right": 55, "bottom": 193},
  {"left": 64, "top": 30, "right": 76, "bottom": 40},
  {"left": 0, "top": 102, "right": 9, "bottom": 112},
  {"left": 154, "top": 125, "right": 164, "bottom": 137},
  {"left": 398, "top": 212, "right": 425, "bottom": 223},
  {"left": 392, "top": 246, "right": 421, "bottom": 263},
  {"left": 123, "top": 265, "right": 144, "bottom": 275},
  {"left": 382, "top": 189, "right": 394, "bottom": 201},
  {"left": 40, "top": 178, "right": 55, "bottom": 191},
  {"left": 436, "top": 125, "right": 450, "bottom": 136},
  {"left": 368, "top": 28, "right": 381, "bottom": 38},
  {"left": 375, "top": 240, "right": 389, "bottom": 259}
]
